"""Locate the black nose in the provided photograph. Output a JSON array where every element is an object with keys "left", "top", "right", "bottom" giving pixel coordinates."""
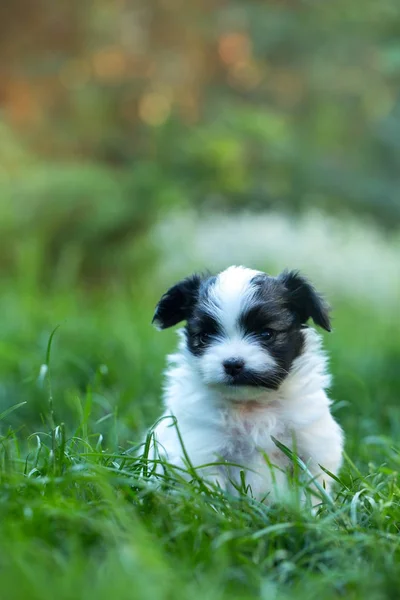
[{"left": 223, "top": 358, "right": 245, "bottom": 377}]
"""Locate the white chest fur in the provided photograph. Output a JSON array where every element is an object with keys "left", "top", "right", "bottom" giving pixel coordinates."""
[{"left": 217, "top": 402, "right": 289, "bottom": 464}]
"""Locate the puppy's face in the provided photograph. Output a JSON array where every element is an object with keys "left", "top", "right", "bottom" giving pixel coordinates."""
[{"left": 153, "top": 266, "right": 331, "bottom": 400}]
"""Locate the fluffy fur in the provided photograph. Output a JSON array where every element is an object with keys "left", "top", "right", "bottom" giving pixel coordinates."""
[{"left": 150, "top": 266, "right": 344, "bottom": 503}]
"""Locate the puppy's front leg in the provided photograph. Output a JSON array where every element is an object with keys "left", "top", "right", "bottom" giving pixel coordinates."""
[{"left": 295, "top": 411, "right": 344, "bottom": 498}]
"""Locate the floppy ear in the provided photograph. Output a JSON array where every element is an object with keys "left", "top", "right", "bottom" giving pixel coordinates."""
[
  {"left": 278, "top": 270, "right": 331, "bottom": 332},
  {"left": 152, "top": 275, "right": 202, "bottom": 330}
]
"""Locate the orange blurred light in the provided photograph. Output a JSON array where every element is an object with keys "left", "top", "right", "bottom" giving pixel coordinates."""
[
  {"left": 92, "top": 46, "right": 126, "bottom": 81},
  {"left": 5, "top": 81, "right": 41, "bottom": 126},
  {"left": 218, "top": 32, "right": 252, "bottom": 66}
]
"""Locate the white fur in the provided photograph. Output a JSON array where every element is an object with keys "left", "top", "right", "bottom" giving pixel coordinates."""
[
  {"left": 205, "top": 265, "right": 260, "bottom": 336},
  {"left": 150, "top": 267, "right": 344, "bottom": 503},
  {"left": 195, "top": 266, "right": 279, "bottom": 400}
]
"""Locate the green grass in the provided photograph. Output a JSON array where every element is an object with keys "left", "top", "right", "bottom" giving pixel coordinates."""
[{"left": 0, "top": 271, "right": 399, "bottom": 600}]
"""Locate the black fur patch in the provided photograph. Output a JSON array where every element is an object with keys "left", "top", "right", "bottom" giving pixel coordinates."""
[
  {"left": 184, "top": 277, "right": 219, "bottom": 355},
  {"left": 186, "top": 314, "right": 220, "bottom": 356},
  {"left": 152, "top": 274, "right": 203, "bottom": 329},
  {"left": 277, "top": 270, "right": 331, "bottom": 331},
  {"left": 239, "top": 276, "right": 306, "bottom": 387},
  {"left": 223, "top": 369, "right": 287, "bottom": 390}
]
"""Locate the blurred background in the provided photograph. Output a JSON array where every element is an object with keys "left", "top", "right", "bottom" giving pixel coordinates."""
[{"left": 0, "top": 0, "right": 399, "bottom": 463}]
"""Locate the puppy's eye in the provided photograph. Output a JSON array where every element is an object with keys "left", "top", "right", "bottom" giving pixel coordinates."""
[
  {"left": 198, "top": 332, "right": 212, "bottom": 345},
  {"left": 260, "top": 328, "right": 275, "bottom": 341}
]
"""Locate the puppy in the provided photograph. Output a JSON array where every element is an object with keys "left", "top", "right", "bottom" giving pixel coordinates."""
[{"left": 150, "top": 266, "right": 343, "bottom": 503}]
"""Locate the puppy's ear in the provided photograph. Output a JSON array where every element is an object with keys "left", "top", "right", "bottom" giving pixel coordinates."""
[
  {"left": 152, "top": 275, "right": 202, "bottom": 330},
  {"left": 278, "top": 270, "right": 331, "bottom": 332}
]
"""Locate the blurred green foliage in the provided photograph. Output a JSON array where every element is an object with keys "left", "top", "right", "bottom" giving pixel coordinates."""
[
  {"left": 1, "top": 1, "right": 399, "bottom": 272},
  {"left": 0, "top": 154, "right": 186, "bottom": 282}
]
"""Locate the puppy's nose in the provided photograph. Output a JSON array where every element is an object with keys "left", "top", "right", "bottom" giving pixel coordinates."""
[{"left": 223, "top": 358, "right": 245, "bottom": 377}]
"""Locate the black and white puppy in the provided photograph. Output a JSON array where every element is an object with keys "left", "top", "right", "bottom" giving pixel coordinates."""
[{"left": 150, "top": 266, "right": 343, "bottom": 502}]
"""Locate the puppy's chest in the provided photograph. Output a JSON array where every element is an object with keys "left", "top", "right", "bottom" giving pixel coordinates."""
[{"left": 218, "top": 406, "right": 290, "bottom": 465}]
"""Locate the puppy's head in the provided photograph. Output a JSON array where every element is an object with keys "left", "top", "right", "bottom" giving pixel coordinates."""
[{"left": 153, "top": 266, "right": 331, "bottom": 400}]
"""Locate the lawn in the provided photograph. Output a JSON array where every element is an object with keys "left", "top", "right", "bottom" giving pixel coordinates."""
[
  {"left": 0, "top": 254, "right": 399, "bottom": 600},
  {"left": 2, "top": 0, "right": 400, "bottom": 595}
]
